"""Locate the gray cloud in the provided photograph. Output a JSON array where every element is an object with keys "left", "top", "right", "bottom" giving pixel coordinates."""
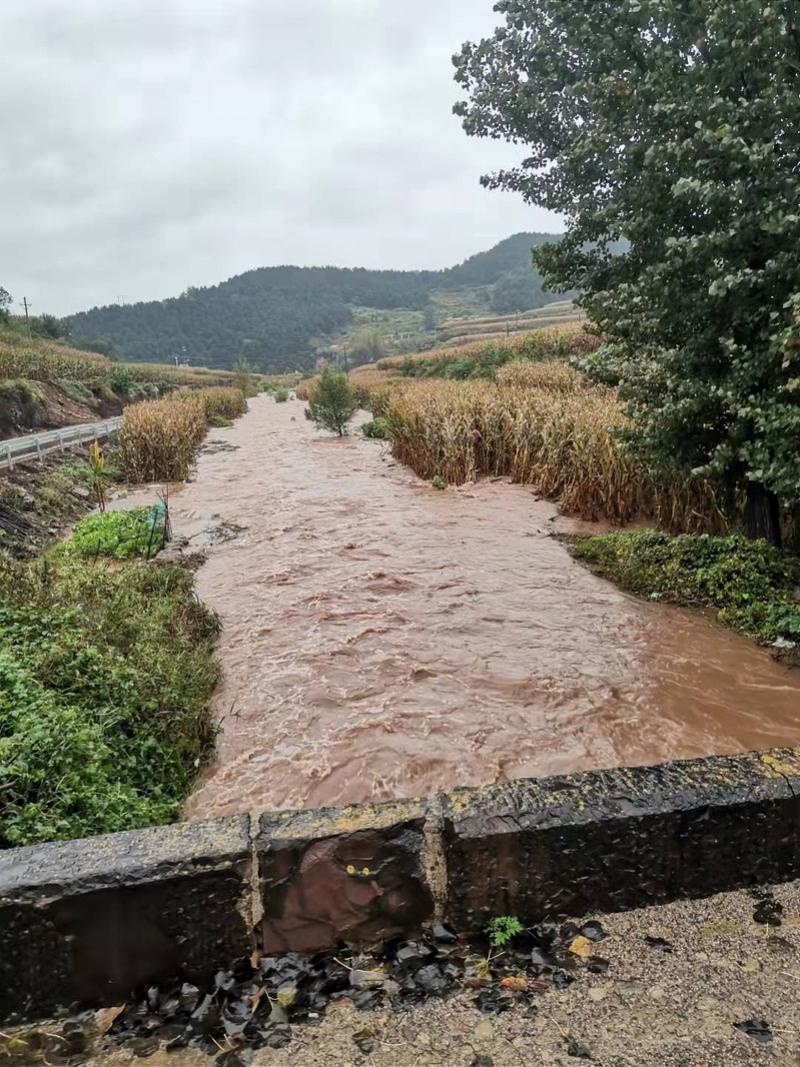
[{"left": 0, "top": 0, "right": 559, "bottom": 316}]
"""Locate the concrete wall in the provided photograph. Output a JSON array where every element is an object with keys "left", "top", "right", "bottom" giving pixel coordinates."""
[{"left": 2, "top": 747, "right": 800, "bottom": 1020}]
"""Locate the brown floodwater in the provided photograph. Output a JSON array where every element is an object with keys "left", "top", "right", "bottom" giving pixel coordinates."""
[{"left": 125, "top": 395, "right": 800, "bottom": 819}]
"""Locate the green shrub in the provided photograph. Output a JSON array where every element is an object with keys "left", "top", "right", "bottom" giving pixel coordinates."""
[
  {"left": 67, "top": 506, "right": 166, "bottom": 559},
  {"left": 273, "top": 387, "right": 290, "bottom": 403},
  {"left": 362, "top": 416, "right": 390, "bottom": 439},
  {"left": 573, "top": 531, "right": 800, "bottom": 647},
  {"left": 109, "top": 364, "right": 139, "bottom": 400},
  {"left": 0, "top": 556, "right": 219, "bottom": 847},
  {"left": 305, "top": 367, "right": 358, "bottom": 436}
]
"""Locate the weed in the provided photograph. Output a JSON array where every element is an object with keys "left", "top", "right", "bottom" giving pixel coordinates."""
[
  {"left": 66, "top": 506, "right": 167, "bottom": 559},
  {"left": 487, "top": 916, "right": 524, "bottom": 948},
  {"left": 362, "top": 417, "right": 390, "bottom": 439},
  {"left": 88, "top": 441, "right": 107, "bottom": 511}
]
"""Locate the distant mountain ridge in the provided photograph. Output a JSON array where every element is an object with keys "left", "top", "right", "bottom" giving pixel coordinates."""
[{"left": 67, "top": 232, "right": 567, "bottom": 373}]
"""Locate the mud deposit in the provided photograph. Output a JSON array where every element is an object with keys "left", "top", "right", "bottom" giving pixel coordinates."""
[{"left": 128, "top": 396, "right": 800, "bottom": 818}]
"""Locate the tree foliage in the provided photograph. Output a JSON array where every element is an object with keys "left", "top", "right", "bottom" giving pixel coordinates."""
[
  {"left": 349, "top": 327, "right": 385, "bottom": 364},
  {"left": 305, "top": 368, "right": 358, "bottom": 436},
  {"left": 0, "top": 287, "right": 11, "bottom": 322},
  {"left": 454, "top": 0, "right": 800, "bottom": 540}
]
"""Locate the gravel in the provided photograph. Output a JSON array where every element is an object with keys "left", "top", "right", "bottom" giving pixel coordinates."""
[{"left": 16, "top": 881, "right": 800, "bottom": 1066}]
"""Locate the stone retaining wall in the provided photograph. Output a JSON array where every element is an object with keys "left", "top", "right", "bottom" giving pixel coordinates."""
[{"left": 2, "top": 747, "right": 800, "bottom": 1020}]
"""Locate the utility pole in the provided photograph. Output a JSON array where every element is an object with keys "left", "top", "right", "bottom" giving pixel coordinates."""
[{"left": 21, "top": 297, "right": 31, "bottom": 337}]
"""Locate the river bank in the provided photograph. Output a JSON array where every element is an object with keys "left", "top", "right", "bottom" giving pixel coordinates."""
[{"left": 114, "top": 394, "right": 800, "bottom": 821}]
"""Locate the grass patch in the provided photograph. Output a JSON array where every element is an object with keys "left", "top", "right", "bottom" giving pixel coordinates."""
[
  {"left": 57, "top": 378, "right": 95, "bottom": 405},
  {"left": 0, "top": 555, "right": 219, "bottom": 847},
  {"left": 573, "top": 531, "right": 800, "bottom": 647},
  {"left": 66, "top": 507, "right": 166, "bottom": 560}
]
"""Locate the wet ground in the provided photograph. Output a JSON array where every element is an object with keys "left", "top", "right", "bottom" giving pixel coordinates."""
[
  {"left": 73, "top": 881, "right": 800, "bottom": 1066},
  {"left": 118, "top": 394, "right": 800, "bottom": 819}
]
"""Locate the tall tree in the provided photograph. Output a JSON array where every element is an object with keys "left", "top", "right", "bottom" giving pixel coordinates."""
[
  {"left": 454, "top": 0, "right": 800, "bottom": 544},
  {"left": 0, "top": 287, "right": 11, "bottom": 322}
]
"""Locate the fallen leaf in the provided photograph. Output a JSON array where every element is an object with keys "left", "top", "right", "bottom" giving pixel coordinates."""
[
  {"left": 248, "top": 985, "right": 268, "bottom": 1014},
  {"left": 569, "top": 936, "right": 593, "bottom": 959},
  {"left": 499, "top": 975, "right": 528, "bottom": 992},
  {"left": 94, "top": 1004, "right": 125, "bottom": 1035}
]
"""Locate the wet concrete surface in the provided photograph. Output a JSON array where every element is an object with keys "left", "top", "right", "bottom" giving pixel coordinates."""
[{"left": 78, "top": 880, "right": 800, "bottom": 1066}]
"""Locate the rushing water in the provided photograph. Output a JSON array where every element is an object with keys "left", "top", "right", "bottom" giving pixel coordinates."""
[{"left": 128, "top": 396, "right": 800, "bottom": 818}]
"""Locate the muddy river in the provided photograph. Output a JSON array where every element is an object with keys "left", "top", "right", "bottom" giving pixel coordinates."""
[{"left": 127, "top": 395, "right": 800, "bottom": 818}]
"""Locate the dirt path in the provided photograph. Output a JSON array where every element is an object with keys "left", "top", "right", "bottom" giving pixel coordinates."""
[{"left": 124, "top": 395, "right": 800, "bottom": 819}]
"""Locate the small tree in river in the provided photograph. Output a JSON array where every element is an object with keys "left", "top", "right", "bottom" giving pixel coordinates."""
[
  {"left": 306, "top": 367, "right": 358, "bottom": 436},
  {"left": 234, "top": 357, "right": 253, "bottom": 397}
]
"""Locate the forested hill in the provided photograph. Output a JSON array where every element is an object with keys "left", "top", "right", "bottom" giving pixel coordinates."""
[{"left": 66, "top": 232, "right": 566, "bottom": 373}]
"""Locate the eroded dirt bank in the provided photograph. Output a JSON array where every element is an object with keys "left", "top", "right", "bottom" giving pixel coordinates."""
[{"left": 142, "top": 395, "right": 800, "bottom": 819}]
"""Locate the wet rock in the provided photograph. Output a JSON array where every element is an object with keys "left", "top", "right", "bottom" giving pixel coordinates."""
[
  {"left": 580, "top": 921, "right": 606, "bottom": 943},
  {"left": 474, "top": 988, "right": 515, "bottom": 1014},
  {"left": 644, "top": 935, "right": 673, "bottom": 954},
  {"left": 586, "top": 957, "right": 609, "bottom": 974},
  {"left": 752, "top": 891, "right": 783, "bottom": 927},
  {"left": 432, "top": 922, "right": 458, "bottom": 944},
  {"left": 734, "top": 1019, "right": 773, "bottom": 1043}
]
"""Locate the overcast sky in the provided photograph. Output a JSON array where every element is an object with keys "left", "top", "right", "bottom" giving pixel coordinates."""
[{"left": 1, "top": 1, "right": 560, "bottom": 317}]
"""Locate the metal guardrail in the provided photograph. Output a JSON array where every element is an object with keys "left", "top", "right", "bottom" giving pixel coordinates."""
[{"left": 0, "top": 417, "right": 123, "bottom": 470}]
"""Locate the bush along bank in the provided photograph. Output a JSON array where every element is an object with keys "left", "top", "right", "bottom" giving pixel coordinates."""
[
  {"left": 0, "top": 550, "right": 219, "bottom": 848},
  {"left": 0, "top": 386, "right": 250, "bottom": 847},
  {"left": 572, "top": 531, "right": 800, "bottom": 664}
]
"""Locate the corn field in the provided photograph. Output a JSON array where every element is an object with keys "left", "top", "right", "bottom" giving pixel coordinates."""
[
  {"left": 0, "top": 332, "right": 111, "bottom": 383},
  {"left": 376, "top": 322, "right": 600, "bottom": 372},
  {"left": 382, "top": 376, "right": 727, "bottom": 533},
  {"left": 495, "top": 360, "right": 590, "bottom": 393},
  {"left": 195, "top": 386, "right": 248, "bottom": 420},
  {"left": 119, "top": 387, "right": 246, "bottom": 482}
]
